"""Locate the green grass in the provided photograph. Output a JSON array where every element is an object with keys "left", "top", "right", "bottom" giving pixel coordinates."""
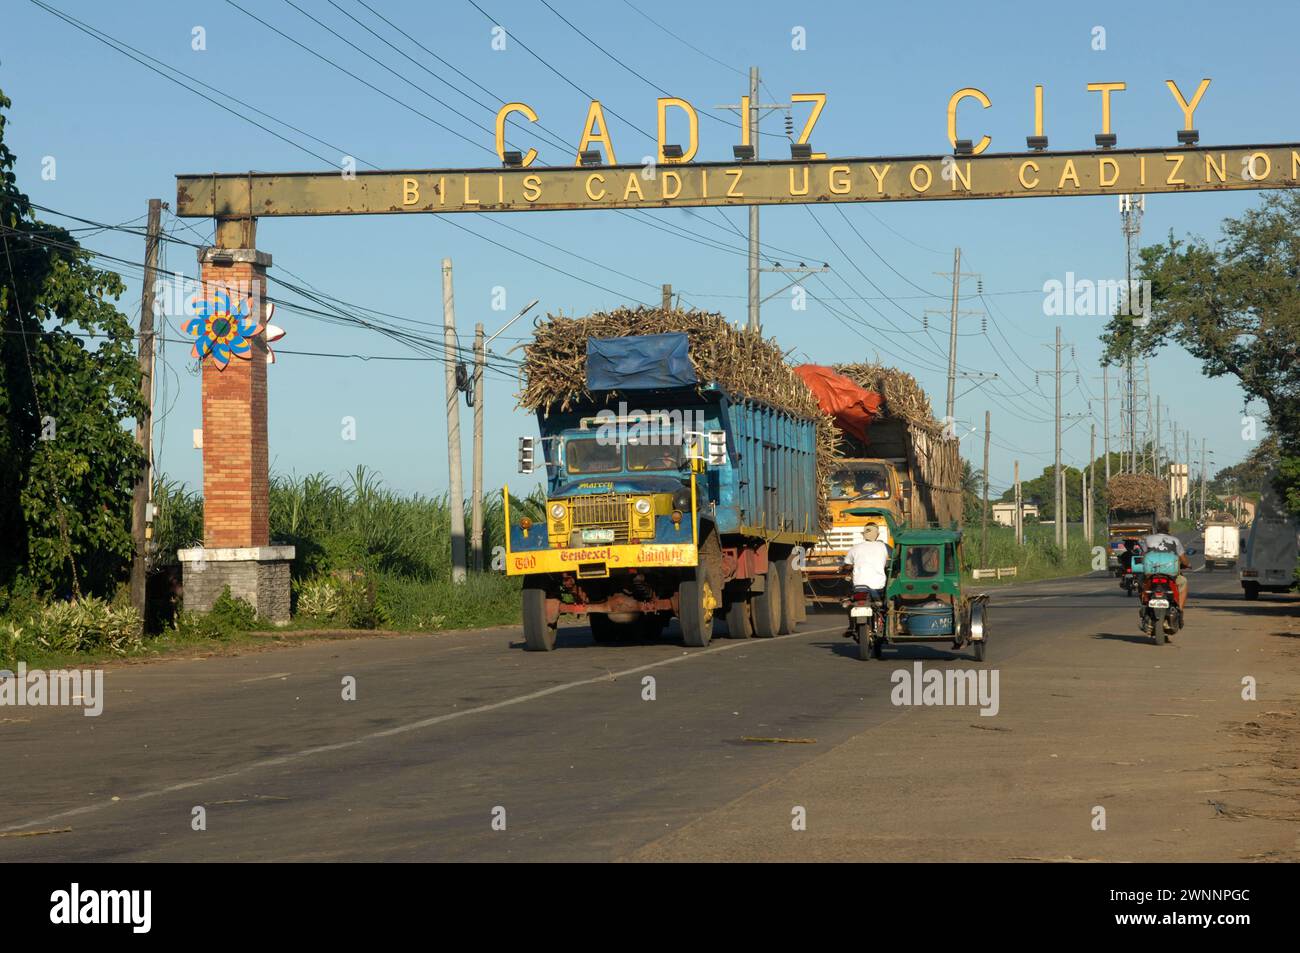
[{"left": 960, "top": 522, "right": 1100, "bottom": 585}]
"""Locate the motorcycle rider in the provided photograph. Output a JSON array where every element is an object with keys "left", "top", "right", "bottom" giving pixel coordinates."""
[
  {"left": 841, "top": 523, "right": 892, "bottom": 633},
  {"left": 1142, "top": 517, "right": 1190, "bottom": 610}
]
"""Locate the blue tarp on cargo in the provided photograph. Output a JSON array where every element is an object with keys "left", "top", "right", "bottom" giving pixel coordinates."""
[{"left": 586, "top": 333, "right": 698, "bottom": 391}]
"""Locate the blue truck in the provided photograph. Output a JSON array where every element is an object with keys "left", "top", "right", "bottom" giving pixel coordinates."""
[{"left": 504, "top": 332, "right": 821, "bottom": 650}]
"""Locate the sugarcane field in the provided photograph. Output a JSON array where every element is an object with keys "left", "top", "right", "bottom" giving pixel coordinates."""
[{"left": 3, "top": 0, "right": 1300, "bottom": 933}]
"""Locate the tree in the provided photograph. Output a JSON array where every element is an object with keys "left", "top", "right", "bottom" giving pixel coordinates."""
[
  {"left": 960, "top": 459, "right": 985, "bottom": 524},
  {"left": 1101, "top": 192, "right": 1300, "bottom": 514},
  {"left": 0, "top": 89, "right": 143, "bottom": 597}
]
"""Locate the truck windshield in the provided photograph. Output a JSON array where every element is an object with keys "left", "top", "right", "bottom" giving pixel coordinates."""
[
  {"left": 627, "top": 441, "right": 685, "bottom": 472},
  {"left": 829, "top": 463, "right": 891, "bottom": 500},
  {"left": 565, "top": 438, "right": 621, "bottom": 474}
]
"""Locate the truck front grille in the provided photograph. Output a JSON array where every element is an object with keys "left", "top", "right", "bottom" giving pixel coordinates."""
[
  {"left": 821, "top": 527, "right": 865, "bottom": 550},
  {"left": 571, "top": 494, "right": 631, "bottom": 544}
]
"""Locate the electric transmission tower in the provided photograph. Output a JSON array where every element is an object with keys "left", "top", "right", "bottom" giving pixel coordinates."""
[{"left": 1118, "top": 195, "right": 1153, "bottom": 474}]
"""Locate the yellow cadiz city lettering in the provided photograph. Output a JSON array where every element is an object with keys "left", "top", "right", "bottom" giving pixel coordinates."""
[
  {"left": 1098, "top": 156, "right": 1119, "bottom": 187},
  {"left": 725, "top": 168, "right": 744, "bottom": 197},
  {"left": 909, "top": 163, "right": 932, "bottom": 193},
  {"left": 402, "top": 177, "right": 419, "bottom": 206},
  {"left": 585, "top": 173, "right": 606, "bottom": 201},
  {"left": 868, "top": 164, "right": 891, "bottom": 193},
  {"left": 947, "top": 87, "right": 992, "bottom": 155},
  {"left": 522, "top": 174, "right": 542, "bottom": 202},
  {"left": 829, "top": 165, "right": 851, "bottom": 195},
  {"left": 788, "top": 166, "right": 809, "bottom": 196},
  {"left": 1057, "top": 159, "right": 1080, "bottom": 189},
  {"left": 661, "top": 169, "right": 682, "bottom": 199},
  {"left": 1019, "top": 160, "right": 1040, "bottom": 189},
  {"left": 495, "top": 102, "right": 538, "bottom": 167},
  {"left": 1165, "top": 153, "right": 1186, "bottom": 185}
]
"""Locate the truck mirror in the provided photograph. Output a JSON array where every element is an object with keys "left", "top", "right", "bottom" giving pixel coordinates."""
[
  {"left": 707, "top": 430, "right": 727, "bottom": 466},
  {"left": 517, "top": 436, "right": 536, "bottom": 474}
]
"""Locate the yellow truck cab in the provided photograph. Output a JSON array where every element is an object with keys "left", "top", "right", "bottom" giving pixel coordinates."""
[{"left": 805, "top": 458, "right": 906, "bottom": 582}]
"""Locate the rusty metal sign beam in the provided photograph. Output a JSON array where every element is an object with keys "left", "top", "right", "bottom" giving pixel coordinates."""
[{"left": 177, "top": 144, "right": 1300, "bottom": 220}]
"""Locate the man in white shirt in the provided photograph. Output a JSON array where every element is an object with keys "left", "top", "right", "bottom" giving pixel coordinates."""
[
  {"left": 1143, "top": 516, "right": 1189, "bottom": 609},
  {"left": 842, "top": 523, "right": 891, "bottom": 598}
]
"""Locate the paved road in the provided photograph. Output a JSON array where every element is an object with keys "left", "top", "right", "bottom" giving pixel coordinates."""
[{"left": 2, "top": 549, "right": 1296, "bottom": 862}]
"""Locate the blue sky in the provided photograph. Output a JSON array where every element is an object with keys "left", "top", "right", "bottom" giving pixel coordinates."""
[{"left": 3, "top": 0, "right": 1292, "bottom": 501}]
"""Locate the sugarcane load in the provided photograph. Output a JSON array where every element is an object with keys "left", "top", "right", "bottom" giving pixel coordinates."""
[{"left": 505, "top": 306, "right": 834, "bottom": 650}]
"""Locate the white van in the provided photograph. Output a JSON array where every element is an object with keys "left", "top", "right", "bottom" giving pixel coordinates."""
[
  {"left": 1203, "top": 521, "right": 1240, "bottom": 571},
  {"left": 1240, "top": 487, "right": 1299, "bottom": 600}
]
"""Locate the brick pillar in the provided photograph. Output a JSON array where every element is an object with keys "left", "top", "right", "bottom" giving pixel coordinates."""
[
  {"left": 198, "top": 248, "right": 271, "bottom": 548},
  {"left": 178, "top": 245, "right": 294, "bottom": 625}
]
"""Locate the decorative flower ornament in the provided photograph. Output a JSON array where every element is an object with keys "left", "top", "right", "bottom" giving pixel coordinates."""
[{"left": 183, "top": 291, "right": 284, "bottom": 369}]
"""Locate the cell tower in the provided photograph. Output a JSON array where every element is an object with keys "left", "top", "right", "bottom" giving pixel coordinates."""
[{"left": 1118, "top": 195, "right": 1153, "bottom": 474}]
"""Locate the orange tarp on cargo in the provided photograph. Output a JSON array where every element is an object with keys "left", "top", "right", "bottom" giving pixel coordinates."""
[{"left": 794, "top": 364, "right": 882, "bottom": 444}]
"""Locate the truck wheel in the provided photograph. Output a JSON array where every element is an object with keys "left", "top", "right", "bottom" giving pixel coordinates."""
[
  {"left": 1244, "top": 583, "right": 1260, "bottom": 601},
  {"left": 725, "top": 599, "right": 752, "bottom": 639},
  {"left": 1205, "top": 561, "right": 1213, "bottom": 572},
  {"left": 679, "top": 578, "right": 716, "bottom": 648},
  {"left": 775, "top": 558, "right": 800, "bottom": 634},
  {"left": 522, "top": 585, "right": 557, "bottom": 652},
  {"left": 751, "top": 568, "right": 783, "bottom": 638}
]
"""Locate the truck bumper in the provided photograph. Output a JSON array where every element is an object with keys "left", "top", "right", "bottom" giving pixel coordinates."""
[{"left": 505, "top": 542, "right": 698, "bottom": 577}]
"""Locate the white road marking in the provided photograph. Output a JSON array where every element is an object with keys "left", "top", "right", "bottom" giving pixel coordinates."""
[
  {"left": 239, "top": 672, "right": 292, "bottom": 683},
  {"left": 0, "top": 623, "right": 842, "bottom": 833}
]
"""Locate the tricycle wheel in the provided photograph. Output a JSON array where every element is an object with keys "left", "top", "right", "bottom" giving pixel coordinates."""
[
  {"left": 522, "top": 584, "right": 557, "bottom": 652},
  {"left": 972, "top": 638, "right": 986, "bottom": 662}
]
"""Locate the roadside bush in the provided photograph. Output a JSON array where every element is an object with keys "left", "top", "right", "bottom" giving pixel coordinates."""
[
  {"left": 176, "top": 586, "right": 258, "bottom": 641},
  {"left": 376, "top": 572, "right": 519, "bottom": 630},
  {"left": 295, "top": 576, "right": 343, "bottom": 620},
  {"left": 22, "top": 597, "right": 144, "bottom": 655}
]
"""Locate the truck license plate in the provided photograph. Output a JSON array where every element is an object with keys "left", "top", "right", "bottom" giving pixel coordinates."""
[
  {"left": 581, "top": 528, "right": 616, "bottom": 544},
  {"left": 1149, "top": 598, "right": 1169, "bottom": 608},
  {"left": 850, "top": 606, "right": 872, "bottom": 618}
]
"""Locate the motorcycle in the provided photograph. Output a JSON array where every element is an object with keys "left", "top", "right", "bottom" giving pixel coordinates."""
[
  {"left": 843, "top": 586, "right": 886, "bottom": 660},
  {"left": 1119, "top": 563, "right": 1139, "bottom": 597},
  {"left": 1139, "top": 552, "right": 1184, "bottom": 644}
]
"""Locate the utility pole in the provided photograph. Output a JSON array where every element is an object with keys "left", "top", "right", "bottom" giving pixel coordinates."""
[
  {"left": 1103, "top": 364, "right": 1111, "bottom": 485},
  {"left": 129, "top": 198, "right": 162, "bottom": 614},
  {"left": 1154, "top": 396, "right": 1161, "bottom": 482},
  {"left": 1054, "top": 327, "right": 1062, "bottom": 548},
  {"left": 1186, "top": 430, "right": 1192, "bottom": 521},
  {"left": 661, "top": 283, "right": 672, "bottom": 311},
  {"left": 1200, "top": 438, "right": 1208, "bottom": 518},
  {"left": 981, "top": 410, "right": 990, "bottom": 568},
  {"left": 713, "top": 68, "right": 787, "bottom": 334},
  {"left": 1088, "top": 423, "right": 1096, "bottom": 542},
  {"left": 470, "top": 322, "right": 485, "bottom": 572},
  {"left": 441, "top": 258, "right": 467, "bottom": 584},
  {"left": 931, "top": 249, "right": 980, "bottom": 424},
  {"left": 1013, "top": 460, "right": 1023, "bottom": 547}
]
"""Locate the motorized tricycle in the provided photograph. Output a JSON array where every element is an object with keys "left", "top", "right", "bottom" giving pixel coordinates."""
[{"left": 855, "top": 528, "right": 990, "bottom": 662}]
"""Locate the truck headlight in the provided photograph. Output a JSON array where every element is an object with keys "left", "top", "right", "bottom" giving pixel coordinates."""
[
  {"left": 549, "top": 503, "right": 567, "bottom": 521},
  {"left": 634, "top": 498, "right": 652, "bottom": 515},
  {"left": 672, "top": 487, "right": 691, "bottom": 511}
]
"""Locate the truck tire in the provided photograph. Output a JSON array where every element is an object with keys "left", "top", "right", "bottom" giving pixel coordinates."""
[
  {"left": 1244, "top": 583, "right": 1260, "bottom": 601},
  {"left": 679, "top": 578, "right": 716, "bottom": 647},
  {"left": 751, "top": 568, "right": 782, "bottom": 638},
  {"left": 789, "top": 559, "right": 807, "bottom": 623},
  {"left": 725, "top": 598, "right": 752, "bottom": 639},
  {"left": 775, "top": 558, "right": 800, "bottom": 634},
  {"left": 522, "top": 584, "right": 557, "bottom": 651}
]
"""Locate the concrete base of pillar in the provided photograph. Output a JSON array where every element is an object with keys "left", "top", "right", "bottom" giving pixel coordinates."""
[{"left": 177, "top": 546, "right": 296, "bottom": 625}]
